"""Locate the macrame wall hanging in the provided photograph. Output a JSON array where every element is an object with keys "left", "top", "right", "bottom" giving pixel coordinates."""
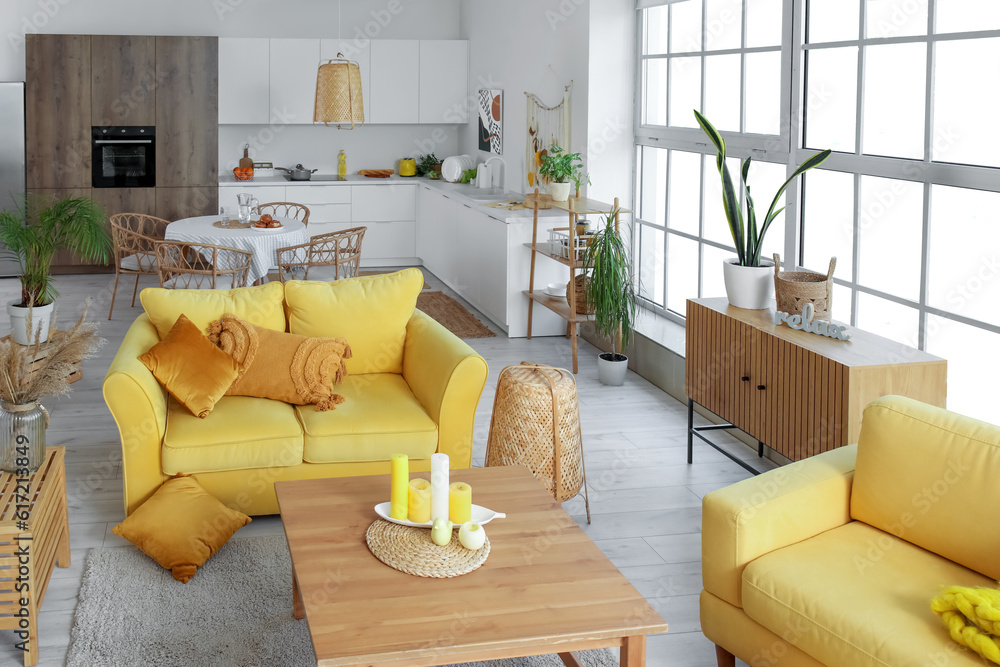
[{"left": 525, "top": 82, "right": 572, "bottom": 190}]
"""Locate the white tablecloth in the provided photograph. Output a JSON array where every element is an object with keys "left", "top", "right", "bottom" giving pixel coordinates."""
[{"left": 165, "top": 215, "right": 309, "bottom": 285}]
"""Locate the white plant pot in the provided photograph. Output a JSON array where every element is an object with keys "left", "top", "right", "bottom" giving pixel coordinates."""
[
  {"left": 548, "top": 182, "right": 572, "bottom": 202},
  {"left": 597, "top": 352, "right": 628, "bottom": 386},
  {"left": 7, "top": 300, "right": 54, "bottom": 345},
  {"left": 722, "top": 258, "right": 774, "bottom": 310}
]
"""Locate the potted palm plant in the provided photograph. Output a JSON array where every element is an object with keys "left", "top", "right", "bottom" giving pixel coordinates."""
[
  {"left": 538, "top": 144, "right": 585, "bottom": 202},
  {"left": 694, "top": 110, "right": 832, "bottom": 309},
  {"left": 583, "top": 205, "right": 638, "bottom": 386},
  {"left": 0, "top": 196, "right": 111, "bottom": 344}
]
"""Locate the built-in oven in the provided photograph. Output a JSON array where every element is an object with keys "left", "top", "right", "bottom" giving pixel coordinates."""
[{"left": 91, "top": 126, "right": 155, "bottom": 188}]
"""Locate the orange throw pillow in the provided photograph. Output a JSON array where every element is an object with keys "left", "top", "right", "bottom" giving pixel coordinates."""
[
  {"left": 138, "top": 314, "right": 241, "bottom": 418},
  {"left": 207, "top": 313, "right": 351, "bottom": 411}
]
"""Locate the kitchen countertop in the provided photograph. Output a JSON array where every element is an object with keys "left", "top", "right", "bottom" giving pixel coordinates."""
[{"left": 220, "top": 173, "right": 567, "bottom": 224}]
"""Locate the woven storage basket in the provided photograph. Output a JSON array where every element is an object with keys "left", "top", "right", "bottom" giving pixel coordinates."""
[
  {"left": 485, "top": 363, "right": 589, "bottom": 520},
  {"left": 314, "top": 58, "right": 365, "bottom": 127},
  {"left": 566, "top": 274, "right": 596, "bottom": 315},
  {"left": 773, "top": 253, "right": 836, "bottom": 321}
]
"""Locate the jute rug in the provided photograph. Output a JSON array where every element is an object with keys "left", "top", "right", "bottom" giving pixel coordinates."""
[
  {"left": 358, "top": 269, "right": 431, "bottom": 289},
  {"left": 67, "top": 535, "right": 617, "bottom": 667},
  {"left": 417, "top": 291, "right": 496, "bottom": 339}
]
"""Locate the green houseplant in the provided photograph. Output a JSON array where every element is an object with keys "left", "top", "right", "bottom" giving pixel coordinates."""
[
  {"left": 416, "top": 153, "right": 442, "bottom": 177},
  {"left": 694, "top": 109, "right": 831, "bottom": 308},
  {"left": 583, "top": 205, "right": 638, "bottom": 386},
  {"left": 0, "top": 196, "right": 111, "bottom": 344},
  {"left": 539, "top": 144, "right": 585, "bottom": 202}
]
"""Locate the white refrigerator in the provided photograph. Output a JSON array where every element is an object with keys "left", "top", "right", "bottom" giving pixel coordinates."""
[{"left": 0, "top": 82, "right": 25, "bottom": 276}]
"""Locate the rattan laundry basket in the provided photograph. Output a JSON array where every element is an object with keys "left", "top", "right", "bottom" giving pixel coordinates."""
[
  {"left": 773, "top": 254, "right": 836, "bottom": 321},
  {"left": 485, "top": 363, "right": 590, "bottom": 522}
]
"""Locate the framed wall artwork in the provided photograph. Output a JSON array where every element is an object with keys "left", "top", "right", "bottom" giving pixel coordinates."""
[{"left": 478, "top": 89, "right": 503, "bottom": 155}]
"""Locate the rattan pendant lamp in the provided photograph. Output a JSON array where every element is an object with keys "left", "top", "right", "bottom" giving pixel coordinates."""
[{"left": 314, "top": 0, "right": 365, "bottom": 128}]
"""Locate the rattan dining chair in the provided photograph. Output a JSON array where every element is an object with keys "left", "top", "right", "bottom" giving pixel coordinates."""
[
  {"left": 155, "top": 241, "right": 253, "bottom": 289},
  {"left": 256, "top": 202, "right": 311, "bottom": 227},
  {"left": 108, "top": 212, "right": 172, "bottom": 319},
  {"left": 274, "top": 226, "right": 366, "bottom": 282}
]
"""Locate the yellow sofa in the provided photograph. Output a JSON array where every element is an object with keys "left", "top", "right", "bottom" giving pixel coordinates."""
[
  {"left": 701, "top": 395, "right": 1000, "bottom": 667},
  {"left": 103, "top": 269, "right": 489, "bottom": 516}
]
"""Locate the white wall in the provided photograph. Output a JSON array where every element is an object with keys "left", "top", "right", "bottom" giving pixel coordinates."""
[
  {"left": 458, "top": 0, "right": 590, "bottom": 195},
  {"left": 0, "top": 0, "right": 461, "bottom": 81},
  {"left": 219, "top": 123, "right": 460, "bottom": 175}
]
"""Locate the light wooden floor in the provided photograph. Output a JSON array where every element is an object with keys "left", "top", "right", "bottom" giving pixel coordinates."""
[{"left": 0, "top": 268, "right": 774, "bottom": 667}]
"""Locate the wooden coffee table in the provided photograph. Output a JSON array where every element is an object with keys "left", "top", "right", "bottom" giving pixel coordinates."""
[{"left": 276, "top": 465, "right": 667, "bottom": 666}]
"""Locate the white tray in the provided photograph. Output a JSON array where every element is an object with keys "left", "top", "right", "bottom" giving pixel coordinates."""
[{"left": 374, "top": 502, "right": 506, "bottom": 529}]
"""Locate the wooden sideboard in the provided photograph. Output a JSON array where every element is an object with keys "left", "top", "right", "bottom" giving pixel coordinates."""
[{"left": 685, "top": 298, "right": 947, "bottom": 470}]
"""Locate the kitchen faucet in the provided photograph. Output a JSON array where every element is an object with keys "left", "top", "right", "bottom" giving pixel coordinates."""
[{"left": 484, "top": 156, "right": 507, "bottom": 193}]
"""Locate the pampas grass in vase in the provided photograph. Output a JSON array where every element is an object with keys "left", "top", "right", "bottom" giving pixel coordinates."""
[{"left": 0, "top": 301, "right": 105, "bottom": 473}]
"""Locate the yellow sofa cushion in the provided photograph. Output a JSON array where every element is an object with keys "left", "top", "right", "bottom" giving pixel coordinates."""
[
  {"left": 296, "top": 374, "right": 437, "bottom": 463},
  {"left": 283, "top": 269, "right": 423, "bottom": 375},
  {"left": 162, "top": 396, "right": 304, "bottom": 475},
  {"left": 140, "top": 282, "right": 286, "bottom": 339},
  {"left": 742, "top": 521, "right": 994, "bottom": 667},
  {"left": 851, "top": 395, "right": 1000, "bottom": 581},
  {"left": 112, "top": 475, "right": 251, "bottom": 583}
]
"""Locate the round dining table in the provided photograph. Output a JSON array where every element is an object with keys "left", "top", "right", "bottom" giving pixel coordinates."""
[{"left": 165, "top": 215, "right": 309, "bottom": 286}]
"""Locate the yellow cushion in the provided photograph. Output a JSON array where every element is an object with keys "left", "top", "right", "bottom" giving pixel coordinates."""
[
  {"left": 208, "top": 313, "right": 351, "bottom": 411},
  {"left": 296, "top": 374, "right": 437, "bottom": 463},
  {"left": 742, "top": 521, "right": 994, "bottom": 667},
  {"left": 284, "top": 269, "right": 423, "bottom": 374},
  {"left": 140, "top": 282, "right": 286, "bottom": 339},
  {"left": 851, "top": 395, "right": 1000, "bottom": 581},
  {"left": 111, "top": 475, "right": 251, "bottom": 583},
  {"left": 137, "top": 314, "right": 240, "bottom": 418},
  {"left": 162, "top": 396, "right": 304, "bottom": 475}
]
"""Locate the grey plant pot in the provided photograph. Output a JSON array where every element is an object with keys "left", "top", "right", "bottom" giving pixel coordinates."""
[{"left": 597, "top": 353, "right": 628, "bottom": 386}]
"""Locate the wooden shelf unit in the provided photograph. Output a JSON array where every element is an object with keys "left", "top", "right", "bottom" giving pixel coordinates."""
[
  {"left": 685, "top": 298, "right": 948, "bottom": 470},
  {"left": 525, "top": 189, "right": 630, "bottom": 373}
]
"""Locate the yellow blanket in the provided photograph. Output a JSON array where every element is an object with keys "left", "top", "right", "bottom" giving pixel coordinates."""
[{"left": 932, "top": 585, "right": 1000, "bottom": 665}]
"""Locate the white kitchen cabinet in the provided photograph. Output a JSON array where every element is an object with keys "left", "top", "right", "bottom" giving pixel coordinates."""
[
  {"left": 352, "top": 184, "right": 415, "bottom": 222},
  {"left": 369, "top": 40, "right": 419, "bottom": 124},
  {"left": 269, "top": 39, "right": 320, "bottom": 125},
  {"left": 320, "top": 40, "right": 371, "bottom": 124},
  {"left": 477, "top": 216, "right": 508, "bottom": 326},
  {"left": 218, "top": 185, "right": 286, "bottom": 217},
  {"left": 418, "top": 41, "right": 469, "bottom": 124},
  {"left": 292, "top": 185, "right": 352, "bottom": 226},
  {"left": 219, "top": 38, "right": 270, "bottom": 124},
  {"left": 361, "top": 221, "right": 416, "bottom": 263}
]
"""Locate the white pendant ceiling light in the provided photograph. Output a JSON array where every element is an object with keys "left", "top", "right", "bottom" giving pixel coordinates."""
[{"left": 314, "top": 0, "right": 365, "bottom": 129}]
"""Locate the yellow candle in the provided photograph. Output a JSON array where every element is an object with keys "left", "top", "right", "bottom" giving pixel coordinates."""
[
  {"left": 389, "top": 453, "right": 409, "bottom": 520},
  {"left": 408, "top": 478, "right": 432, "bottom": 523},
  {"left": 449, "top": 482, "right": 472, "bottom": 524}
]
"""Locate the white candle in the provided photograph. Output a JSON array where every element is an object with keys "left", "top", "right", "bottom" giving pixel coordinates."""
[{"left": 430, "top": 453, "right": 450, "bottom": 522}]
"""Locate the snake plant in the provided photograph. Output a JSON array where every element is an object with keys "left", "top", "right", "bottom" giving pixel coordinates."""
[{"left": 694, "top": 110, "right": 832, "bottom": 268}]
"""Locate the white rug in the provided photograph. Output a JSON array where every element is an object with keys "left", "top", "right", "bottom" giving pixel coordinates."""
[{"left": 67, "top": 535, "right": 619, "bottom": 667}]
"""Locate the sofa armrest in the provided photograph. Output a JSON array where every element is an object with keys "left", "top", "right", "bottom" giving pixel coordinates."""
[
  {"left": 101, "top": 314, "right": 169, "bottom": 515},
  {"left": 702, "top": 444, "right": 857, "bottom": 609},
  {"left": 402, "top": 310, "right": 488, "bottom": 470}
]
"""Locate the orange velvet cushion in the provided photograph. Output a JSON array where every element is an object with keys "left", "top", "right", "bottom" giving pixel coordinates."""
[
  {"left": 137, "top": 314, "right": 241, "bottom": 418},
  {"left": 112, "top": 475, "right": 251, "bottom": 583},
  {"left": 207, "top": 313, "right": 352, "bottom": 411}
]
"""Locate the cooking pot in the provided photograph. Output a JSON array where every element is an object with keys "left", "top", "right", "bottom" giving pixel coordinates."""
[{"left": 276, "top": 164, "right": 318, "bottom": 181}]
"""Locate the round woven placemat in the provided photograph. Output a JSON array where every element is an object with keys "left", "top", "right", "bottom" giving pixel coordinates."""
[
  {"left": 213, "top": 219, "right": 251, "bottom": 229},
  {"left": 365, "top": 519, "right": 490, "bottom": 578}
]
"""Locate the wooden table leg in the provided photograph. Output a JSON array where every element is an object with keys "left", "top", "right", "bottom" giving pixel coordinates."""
[
  {"left": 621, "top": 635, "right": 646, "bottom": 666},
  {"left": 557, "top": 651, "right": 583, "bottom": 667},
  {"left": 292, "top": 570, "right": 305, "bottom": 620}
]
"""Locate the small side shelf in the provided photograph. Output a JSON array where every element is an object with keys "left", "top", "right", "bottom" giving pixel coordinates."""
[
  {"left": 523, "top": 290, "right": 595, "bottom": 324},
  {"left": 522, "top": 242, "right": 584, "bottom": 269}
]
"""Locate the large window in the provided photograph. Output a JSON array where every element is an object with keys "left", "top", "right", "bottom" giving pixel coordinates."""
[{"left": 636, "top": 0, "right": 1000, "bottom": 422}]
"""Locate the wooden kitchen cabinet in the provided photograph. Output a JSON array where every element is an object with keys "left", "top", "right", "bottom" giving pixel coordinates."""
[
  {"left": 418, "top": 40, "right": 469, "bottom": 124},
  {"left": 91, "top": 35, "right": 156, "bottom": 126},
  {"left": 90, "top": 187, "right": 155, "bottom": 220},
  {"left": 25, "top": 35, "right": 92, "bottom": 190},
  {"left": 685, "top": 297, "right": 948, "bottom": 466},
  {"left": 26, "top": 188, "right": 108, "bottom": 273},
  {"left": 156, "top": 36, "right": 218, "bottom": 188},
  {"left": 270, "top": 39, "right": 320, "bottom": 125},
  {"left": 155, "top": 187, "right": 217, "bottom": 222},
  {"left": 369, "top": 40, "right": 419, "bottom": 124},
  {"left": 218, "top": 38, "right": 270, "bottom": 124}
]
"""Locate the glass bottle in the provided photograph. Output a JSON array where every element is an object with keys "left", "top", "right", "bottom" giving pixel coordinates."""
[{"left": 338, "top": 150, "right": 347, "bottom": 180}]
